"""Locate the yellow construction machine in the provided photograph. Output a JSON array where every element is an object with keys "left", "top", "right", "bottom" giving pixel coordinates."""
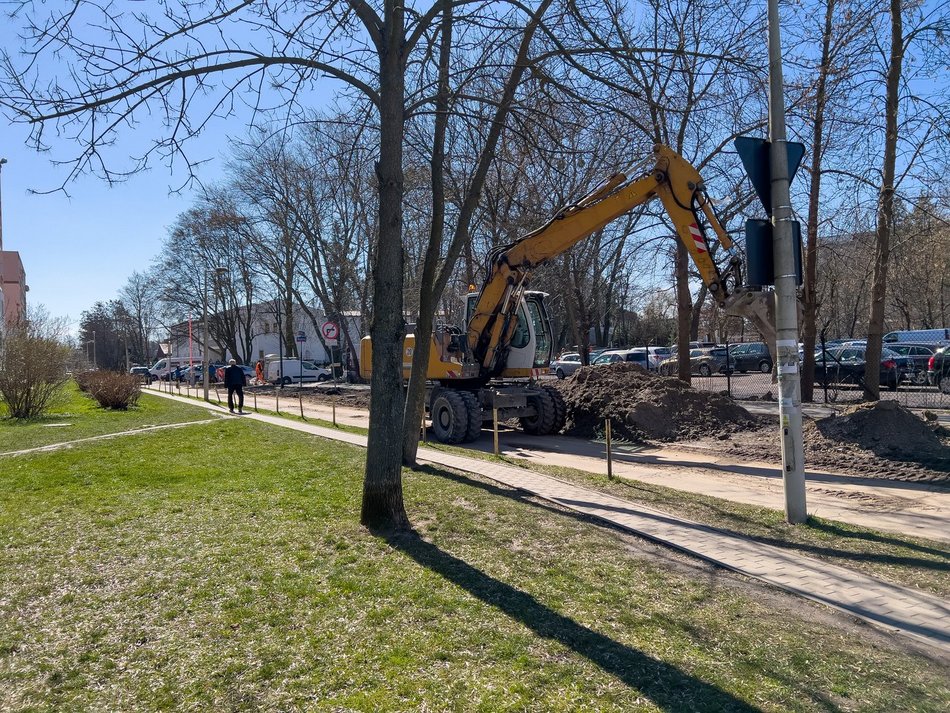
[{"left": 361, "top": 144, "right": 775, "bottom": 443}]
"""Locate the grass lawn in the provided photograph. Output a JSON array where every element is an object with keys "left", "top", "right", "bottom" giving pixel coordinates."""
[
  {"left": 0, "top": 383, "right": 217, "bottom": 453},
  {"left": 1, "top": 414, "right": 947, "bottom": 711}
]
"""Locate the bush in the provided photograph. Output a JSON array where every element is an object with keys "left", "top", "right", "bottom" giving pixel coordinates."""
[
  {"left": 0, "top": 309, "right": 72, "bottom": 419},
  {"left": 73, "top": 370, "right": 97, "bottom": 392},
  {"left": 83, "top": 372, "right": 142, "bottom": 410}
]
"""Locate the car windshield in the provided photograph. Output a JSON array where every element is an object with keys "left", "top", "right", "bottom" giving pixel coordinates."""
[{"left": 301, "top": 360, "right": 319, "bottom": 370}]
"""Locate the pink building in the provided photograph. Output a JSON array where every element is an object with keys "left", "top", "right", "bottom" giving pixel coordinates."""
[{"left": 0, "top": 251, "right": 27, "bottom": 327}]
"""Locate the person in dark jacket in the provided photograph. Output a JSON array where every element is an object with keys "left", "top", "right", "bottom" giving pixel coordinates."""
[{"left": 223, "top": 359, "right": 247, "bottom": 413}]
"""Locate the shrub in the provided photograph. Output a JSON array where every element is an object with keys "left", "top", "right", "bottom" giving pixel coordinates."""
[
  {"left": 84, "top": 372, "right": 142, "bottom": 410},
  {"left": 73, "top": 370, "right": 97, "bottom": 392},
  {"left": 0, "top": 309, "right": 72, "bottom": 419}
]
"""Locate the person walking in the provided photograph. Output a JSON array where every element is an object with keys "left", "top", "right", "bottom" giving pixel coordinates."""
[
  {"left": 223, "top": 359, "right": 247, "bottom": 413},
  {"left": 255, "top": 359, "right": 265, "bottom": 385}
]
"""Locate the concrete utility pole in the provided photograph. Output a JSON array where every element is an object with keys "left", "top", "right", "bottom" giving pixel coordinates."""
[{"left": 767, "top": 0, "right": 807, "bottom": 523}]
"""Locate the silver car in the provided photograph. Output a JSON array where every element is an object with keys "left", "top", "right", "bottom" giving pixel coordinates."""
[{"left": 550, "top": 352, "right": 583, "bottom": 379}]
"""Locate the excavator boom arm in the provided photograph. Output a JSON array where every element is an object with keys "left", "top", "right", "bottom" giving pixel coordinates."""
[{"left": 468, "top": 145, "right": 771, "bottom": 375}]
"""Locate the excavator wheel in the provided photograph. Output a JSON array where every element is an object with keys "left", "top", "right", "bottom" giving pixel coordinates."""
[
  {"left": 429, "top": 389, "right": 470, "bottom": 444},
  {"left": 458, "top": 391, "right": 483, "bottom": 442},
  {"left": 520, "top": 388, "right": 557, "bottom": 435},
  {"left": 541, "top": 384, "right": 567, "bottom": 434}
]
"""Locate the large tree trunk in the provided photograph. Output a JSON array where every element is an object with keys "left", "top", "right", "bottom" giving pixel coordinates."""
[
  {"left": 864, "top": 0, "right": 902, "bottom": 400},
  {"left": 801, "top": 0, "right": 835, "bottom": 402},
  {"left": 361, "top": 0, "right": 410, "bottom": 531},
  {"left": 400, "top": 0, "right": 553, "bottom": 465},
  {"left": 401, "top": 0, "right": 452, "bottom": 465},
  {"left": 675, "top": 240, "right": 692, "bottom": 382}
]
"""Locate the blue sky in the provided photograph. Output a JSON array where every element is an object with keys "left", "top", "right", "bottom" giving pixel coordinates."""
[{"left": 1, "top": 119, "right": 229, "bottom": 329}]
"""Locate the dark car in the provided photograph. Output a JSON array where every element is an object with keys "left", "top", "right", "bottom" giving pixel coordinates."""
[
  {"left": 885, "top": 343, "right": 938, "bottom": 385},
  {"left": 728, "top": 342, "right": 773, "bottom": 373},
  {"left": 814, "top": 346, "right": 905, "bottom": 391},
  {"left": 129, "top": 366, "right": 153, "bottom": 384},
  {"left": 928, "top": 345, "right": 950, "bottom": 394},
  {"left": 593, "top": 349, "right": 649, "bottom": 368}
]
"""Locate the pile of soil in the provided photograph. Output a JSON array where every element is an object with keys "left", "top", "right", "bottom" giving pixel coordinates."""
[
  {"left": 685, "top": 402, "right": 950, "bottom": 485},
  {"left": 554, "top": 363, "right": 756, "bottom": 442},
  {"left": 816, "top": 400, "right": 946, "bottom": 461}
]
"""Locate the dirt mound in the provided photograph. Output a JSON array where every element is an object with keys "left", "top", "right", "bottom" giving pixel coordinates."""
[
  {"left": 556, "top": 362, "right": 755, "bottom": 442},
  {"left": 816, "top": 401, "right": 949, "bottom": 463}
]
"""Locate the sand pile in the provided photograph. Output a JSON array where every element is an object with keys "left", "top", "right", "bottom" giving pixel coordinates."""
[
  {"left": 556, "top": 363, "right": 755, "bottom": 442},
  {"left": 816, "top": 400, "right": 948, "bottom": 462}
]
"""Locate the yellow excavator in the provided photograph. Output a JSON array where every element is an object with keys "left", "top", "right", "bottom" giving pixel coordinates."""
[{"left": 361, "top": 144, "right": 775, "bottom": 443}]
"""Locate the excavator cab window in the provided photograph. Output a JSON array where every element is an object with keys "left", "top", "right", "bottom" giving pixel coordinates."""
[
  {"left": 510, "top": 307, "right": 531, "bottom": 349},
  {"left": 525, "top": 296, "right": 552, "bottom": 368}
]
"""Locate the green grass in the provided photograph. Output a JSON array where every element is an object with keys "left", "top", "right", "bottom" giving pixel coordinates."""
[
  {"left": 0, "top": 417, "right": 947, "bottom": 711},
  {"left": 0, "top": 383, "right": 217, "bottom": 453},
  {"left": 425, "top": 442, "right": 950, "bottom": 598}
]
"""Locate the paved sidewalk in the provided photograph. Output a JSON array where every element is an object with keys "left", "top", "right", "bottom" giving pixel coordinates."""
[{"left": 147, "top": 389, "right": 950, "bottom": 655}]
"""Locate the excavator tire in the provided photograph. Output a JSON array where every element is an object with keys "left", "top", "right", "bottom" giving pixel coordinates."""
[
  {"left": 520, "top": 388, "right": 557, "bottom": 435},
  {"left": 541, "top": 384, "right": 567, "bottom": 434},
  {"left": 458, "top": 391, "right": 483, "bottom": 442},
  {"left": 430, "top": 389, "right": 470, "bottom": 444}
]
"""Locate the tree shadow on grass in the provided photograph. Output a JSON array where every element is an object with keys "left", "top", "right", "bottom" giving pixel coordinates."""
[
  {"left": 377, "top": 529, "right": 761, "bottom": 712},
  {"left": 382, "top": 471, "right": 764, "bottom": 712},
  {"left": 806, "top": 518, "right": 950, "bottom": 560}
]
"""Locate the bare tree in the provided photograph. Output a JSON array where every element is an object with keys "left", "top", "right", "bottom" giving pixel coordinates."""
[
  {"left": 118, "top": 270, "right": 162, "bottom": 365},
  {"left": 863, "top": 0, "right": 949, "bottom": 399}
]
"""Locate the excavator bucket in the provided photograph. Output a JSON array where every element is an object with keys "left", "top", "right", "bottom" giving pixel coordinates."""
[{"left": 723, "top": 288, "right": 777, "bottom": 358}]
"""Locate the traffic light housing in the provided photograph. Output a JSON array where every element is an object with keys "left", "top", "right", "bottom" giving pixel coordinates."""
[{"left": 745, "top": 219, "right": 803, "bottom": 288}]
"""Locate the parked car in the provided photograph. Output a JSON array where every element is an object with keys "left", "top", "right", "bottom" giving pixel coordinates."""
[
  {"left": 215, "top": 363, "right": 255, "bottom": 382},
  {"left": 658, "top": 347, "right": 732, "bottom": 376},
  {"left": 592, "top": 349, "right": 649, "bottom": 369},
  {"left": 646, "top": 346, "right": 672, "bottom": 370},
  {"left": 884, "top": 328, "right": 950, "bottom": 345},
  {"left": 728, "top": 342, "right": 773, "bottom": 373},
  {"left": 129, "top": 366, "right": 153, "bottom": 384},
  {"left": 550, "top": 352, "right": 583, "bottom": 379},
  {"left": 885, "top": 343, "right": 938, "bottom": 385},
  {"left": 928, "top": 345, "right": 950, "bottom": 394},
  {"left": 814, "top": 346, "right": 906, "bottom": 391},
  {"left": 266, "top": 358, "right": 332, "bottom": 385}
]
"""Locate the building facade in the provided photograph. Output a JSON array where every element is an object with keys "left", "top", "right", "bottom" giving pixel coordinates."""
[{"left": 0, "top": 250, "right": 27, "bottom": 328}]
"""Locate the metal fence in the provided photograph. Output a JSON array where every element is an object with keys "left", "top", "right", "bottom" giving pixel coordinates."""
[{"left": 688, "top": 338, "right": 949, "bottom": 410}]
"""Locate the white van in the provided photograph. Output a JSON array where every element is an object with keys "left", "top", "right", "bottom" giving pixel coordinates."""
[
  {"left": 266, "top": 358, "right": 332, "bottom": 385},
  {"left": 149, "top": 356, "right": 203, "bottom": 379},
  {"left": 883, "top": 328, "right": 950, "bottom": 345}
]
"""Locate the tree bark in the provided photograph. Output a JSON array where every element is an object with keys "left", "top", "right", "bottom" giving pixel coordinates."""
[
  {"left": 801, "top": 0, "right": 835, "bottom": 402},
  {"left": 361, "top": 0, "right": 410, "bottom": 531},
  {"left": 401, "top": 0, "right": 452, "bottom": 465},
  {"left": 864, "top": 0, "right": 902, "bottom": 400},
  {"left": 675, "top": 240, "right": 692, "bottom": 382},
  {"left": 400, "top": 0, "right": 553, "bottom": 465}
]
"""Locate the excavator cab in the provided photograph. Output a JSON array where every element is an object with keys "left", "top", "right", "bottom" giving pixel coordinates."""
[{"left": 466, "top": 291, "right": 553, "bottom": 378}]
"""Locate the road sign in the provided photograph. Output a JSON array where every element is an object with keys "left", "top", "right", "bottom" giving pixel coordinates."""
[
  {"left": 321, "top": 321, "right": 339, "bottom": 340},
  {"left": 295, "top": 330, "right": 307, "bottom": 343},
  {"left": 734, "top": 136, "right": 805, "bottom": 215}
]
